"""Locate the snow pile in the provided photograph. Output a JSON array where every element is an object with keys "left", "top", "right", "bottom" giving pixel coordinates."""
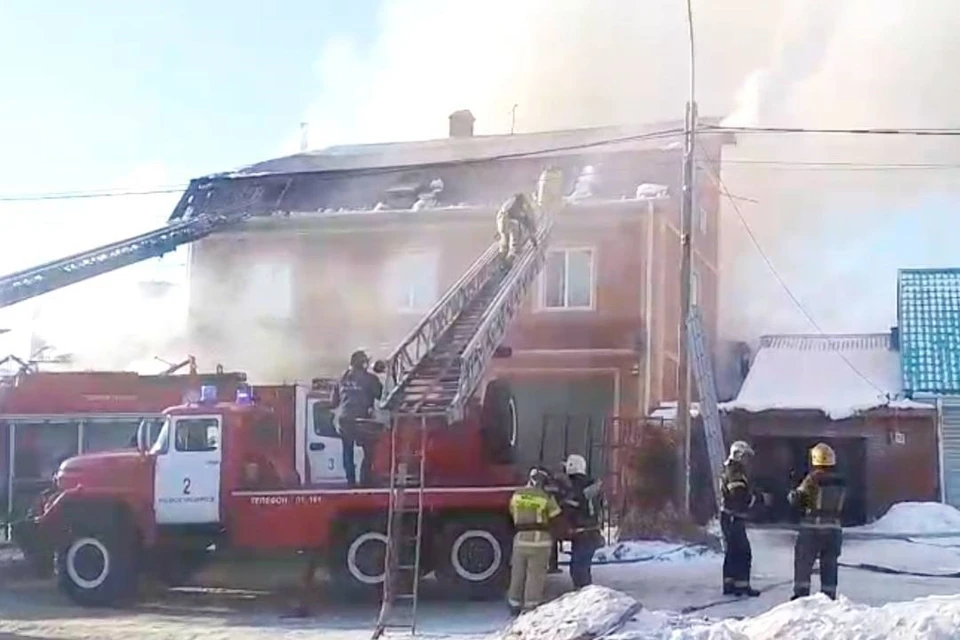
[
  {"left": 855, "top": 502, "right": 960, "bottom": 536},
  {"left": 496, "top": 585, "right": 640, "bottom": 640},
  {"left": 613, "top": 594, "right": 960, "bottom": 639},
  {"left": 593, "top": 541, "right": 718, "bottom": 564},
  {"left": 722, "top": 334, "right": 932, "bottom": 420}
]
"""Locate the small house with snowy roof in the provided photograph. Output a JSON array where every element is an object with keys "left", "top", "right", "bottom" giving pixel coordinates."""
[
  {"left": 898, "top": 268, "right": 960, "bottom": 506},
  {"left": 722, "top": 332, "right": 937, "bottom": 525}
]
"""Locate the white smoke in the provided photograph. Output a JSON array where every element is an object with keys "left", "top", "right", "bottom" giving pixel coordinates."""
[
  {"left": 273, "top": 0, "right": 960, "bottom": 369},
  {"left": 0, "top": 164, "right": 189, "bottom": 371}
]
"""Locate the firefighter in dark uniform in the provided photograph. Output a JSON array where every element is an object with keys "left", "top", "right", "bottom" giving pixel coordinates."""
[
  {"left": 496, "top": 192, "right": 538, "bottom": 265},
  {"left": 562, "top": 454, "right": 604, "bottom": 589},
  {"left": 507, "top": 467, "right": 563, "bottom": 615},
  {"left": 789, "top": 442, "right": 846, "bottom": 600},
  {"left": 720, "top": 440, "right": 760, "bottom": 597},
  {"left": 333, "top": 349, "right": 383, "bottom": 488}
]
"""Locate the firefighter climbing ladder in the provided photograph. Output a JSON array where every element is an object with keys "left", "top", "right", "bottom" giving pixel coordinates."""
[
  {"left": 685, "top": 304, "right": 727, "bottom": 511},
  {"left": 374, "top": 211, "right": 554, "bottom": 637}
]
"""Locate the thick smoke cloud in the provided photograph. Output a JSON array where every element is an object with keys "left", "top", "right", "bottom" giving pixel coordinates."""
[{"left": 299, "top": 0, "right": 960, "bottom": 345}]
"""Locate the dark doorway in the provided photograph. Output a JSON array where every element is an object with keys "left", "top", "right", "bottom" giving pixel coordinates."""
[{"left": 750, "top": 435, "right": 867, "bottom": 526}]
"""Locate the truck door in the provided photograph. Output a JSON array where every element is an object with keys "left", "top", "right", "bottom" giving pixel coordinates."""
[
  {"left": 153, "top": 415, "right": 222, "bottom": 524},
  {"left": 306, "top": 400, "right": 363, "bottom": 484}
]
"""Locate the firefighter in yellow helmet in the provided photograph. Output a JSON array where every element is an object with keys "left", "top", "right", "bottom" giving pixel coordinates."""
[
  {"left": 507, "top": 467, "right": 563, "bottom": 615},
  {"left": 789, "top": 442, "right": 846, "bottom": 600}
]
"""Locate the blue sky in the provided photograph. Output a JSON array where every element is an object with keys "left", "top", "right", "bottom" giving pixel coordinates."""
[{"left": 0, "top": 1, "right": 381, "bottom": 195}]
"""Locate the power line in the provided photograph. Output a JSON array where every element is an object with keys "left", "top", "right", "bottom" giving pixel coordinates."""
[
  {"left": 0, "top": 186, "right": 187, "bottom": 203},
  {"left": 6, "top": 123, "right": 960, "bottom": 203},
  {"left": 698, "top": 148, "right": 891, "bottom": 397},
  {"left": 707, "top": 124, "right": 960, "bottom": 137}
]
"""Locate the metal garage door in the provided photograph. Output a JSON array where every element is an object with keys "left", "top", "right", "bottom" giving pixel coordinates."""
[
  {"left": 507, "top": 375, "right": 616, "bottom": 475},
  {"left": 941, "top": 397, "right": 960, "bottom": 506}
]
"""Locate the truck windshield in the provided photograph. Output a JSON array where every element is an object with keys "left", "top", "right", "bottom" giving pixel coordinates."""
[{"left": 149, "top": 417, "right": 171, "bottom": 455}]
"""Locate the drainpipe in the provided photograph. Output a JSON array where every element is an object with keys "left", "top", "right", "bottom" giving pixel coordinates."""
[{"left": 642, "top": 199, "right": 656, "bottom": 414}]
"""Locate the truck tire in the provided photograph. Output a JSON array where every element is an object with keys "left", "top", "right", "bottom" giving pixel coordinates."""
[
  {"left": 56, "top": 521, "right": 138, "bottom": 607},
  {"left": 434, "top": 515, "right": 511, "bottom": 600},
  {"left": 480, "top": 379, "right": 518, "bottom": 464},
  {"left": 330, "top": 523, "right": 389, "bottom": 598}
]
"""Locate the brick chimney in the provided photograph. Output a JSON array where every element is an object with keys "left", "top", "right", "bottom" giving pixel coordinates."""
[{"left": 448, "top": 110, "right": 475, "bottom": 138}]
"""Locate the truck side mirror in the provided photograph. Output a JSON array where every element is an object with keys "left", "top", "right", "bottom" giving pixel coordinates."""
[{"left": 373, "top": 359, "right": 387, "bottom": 374}]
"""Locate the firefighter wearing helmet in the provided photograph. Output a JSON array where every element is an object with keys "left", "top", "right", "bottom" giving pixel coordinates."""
[
  {"left": 495, "top": 192, "right": 538, "bottom": 267},
  {"left": 506, "top": 467, "right": 563, "bottom": 615},
  {"left": 562, "top": 454, "right": 604, "bottom": 589},
  {"left": 789, "top": 442, "right": 846, "bottom": 600},
  {"left": 720, "top": 440, "right": 760, "bottom": 597},
  {"left": 333, "top": 349, "right": 383, "bottom": 487}
]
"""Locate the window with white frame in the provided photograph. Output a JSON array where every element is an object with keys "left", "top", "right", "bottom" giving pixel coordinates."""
[
  {"left": 246, "top": 262, "right": 293, "bottom": 321},
  {"left": 541, "top": 248, "right": 595, "bottom": 310},
  {"left": 697, "top": 205, "right": 708, "bottom": 234},
  {"left": 691, "top": 269, "right": 701, "bottom": 306},
  {"left": 382, "top": 250, "right": 439, "bottom": 312}
]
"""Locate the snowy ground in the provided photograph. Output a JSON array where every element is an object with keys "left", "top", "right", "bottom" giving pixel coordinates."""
[{"left": 4, "top": 503, "right": 960, "bottom": 638}]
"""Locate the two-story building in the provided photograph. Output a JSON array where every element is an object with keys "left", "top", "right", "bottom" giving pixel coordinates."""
[{"left": 177, "top": 112, "right": 734, "bottom": 467}]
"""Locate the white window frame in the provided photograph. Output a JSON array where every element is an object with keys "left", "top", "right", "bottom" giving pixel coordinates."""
[
  {"left": 382, "top": 250, "right": 440, "bottom": 314},
  {"left": 538, "top": 247, "right": 597, "bottom": 312},
  {"left": 246, "top": 261, "right": 294, "bottom": 321}
]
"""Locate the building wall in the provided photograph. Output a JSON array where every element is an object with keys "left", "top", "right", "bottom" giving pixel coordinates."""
[
  {"left": 187, "top": 150, "right": 725, "bottom": 419},
  {"left": 729, "top": 410, "right": 939, "bottom": 521}
]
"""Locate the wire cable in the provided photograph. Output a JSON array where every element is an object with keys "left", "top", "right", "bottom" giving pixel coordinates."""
[
  {"left": 706, "top": 124, "right": 960, "bottom": 137},
  {"left": 697, "top": 147, "right": 891, "bottom": 397}
]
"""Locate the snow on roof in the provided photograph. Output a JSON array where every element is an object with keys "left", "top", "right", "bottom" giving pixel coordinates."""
[
  {"left": 722, "top": 333, "right": 932, "bottom": 420},
  {"left": 898, "top": 268, "right": 960, "bottom": 395}
]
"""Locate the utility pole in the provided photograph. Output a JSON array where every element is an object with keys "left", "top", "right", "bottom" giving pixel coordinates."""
[{"left": 676, "top": 0, "right": 698, "bottom": 516}]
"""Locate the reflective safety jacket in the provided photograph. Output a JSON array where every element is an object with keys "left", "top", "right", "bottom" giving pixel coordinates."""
[
  {"left": 509, "top": 486, "right": 562, "bottom": 547},
  {"left": 789, "top": 469, "right": 846, "bottom": 529},
  {"left": 720, "top": 460, "right": 754, "bottom": 519}
]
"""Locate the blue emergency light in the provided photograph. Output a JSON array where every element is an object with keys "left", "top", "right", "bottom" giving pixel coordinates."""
[
  {"left": 236, "top": 385, "right": 253, "bottom": 405},
  {"left": 199, "top": 385, "right": 218, "bottom": 404}
]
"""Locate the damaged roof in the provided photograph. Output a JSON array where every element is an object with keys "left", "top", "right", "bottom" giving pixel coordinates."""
[
  {"left": 168, "top": 117, "right": 732, "bottom": 222},
  {"left": 898, "top": 268, "right": 960, "bottom": 395},
  {"left": 722, "top": 333, "right": 930, "bottom": 420}
]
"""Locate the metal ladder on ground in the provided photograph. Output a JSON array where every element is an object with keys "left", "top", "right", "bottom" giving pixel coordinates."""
[
  {"left": 373, "top": 221, "right": 554, "bottom": 638},
  {"left": 371, "top": 414, "right": 429, "bottom": 638}
]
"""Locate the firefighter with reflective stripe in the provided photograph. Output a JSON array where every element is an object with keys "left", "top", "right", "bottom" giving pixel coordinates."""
[
  {"left": 720, "top": 440, "right": 760, "bottom": 597},
  {"left": 789, "top": 442, "right": 846, "bottom": 601},
  {"left": 507, "top": 467, "right": 563, "bottom": 615},
  {"left": 562, "top": 454, "right": 604, "bottom": 589},
  {"left": 496, "top": 192, "right": 538, "bottom": 265}
]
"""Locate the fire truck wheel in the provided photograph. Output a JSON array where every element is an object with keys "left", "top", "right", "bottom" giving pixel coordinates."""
[
  {"left": 330, "top": 526, "right": 389, "bottom": 596},
  {"left": 434, "top": 516, "right": 511, "bottom": 599},
  {"left": 481, "top": 379, "right": 519, "bottom": 464},
  {"left": 56, "top": 524, "right": 137, "bottom": 607}
]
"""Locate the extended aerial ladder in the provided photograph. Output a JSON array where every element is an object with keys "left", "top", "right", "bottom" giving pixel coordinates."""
[
  {"left": 373, "top": 170, "right": 562, "bottom": 638},
  {"left": 0, "top": 212, "right": 249, "bottom": 309}
]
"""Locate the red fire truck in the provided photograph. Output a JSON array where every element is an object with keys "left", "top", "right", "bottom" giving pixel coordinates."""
[
  {"left": 12, "top": 171, "right": 565, "bottom": 617},
  {"left": 14, "top": 218, "right": 556, "bottom": 609}
]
